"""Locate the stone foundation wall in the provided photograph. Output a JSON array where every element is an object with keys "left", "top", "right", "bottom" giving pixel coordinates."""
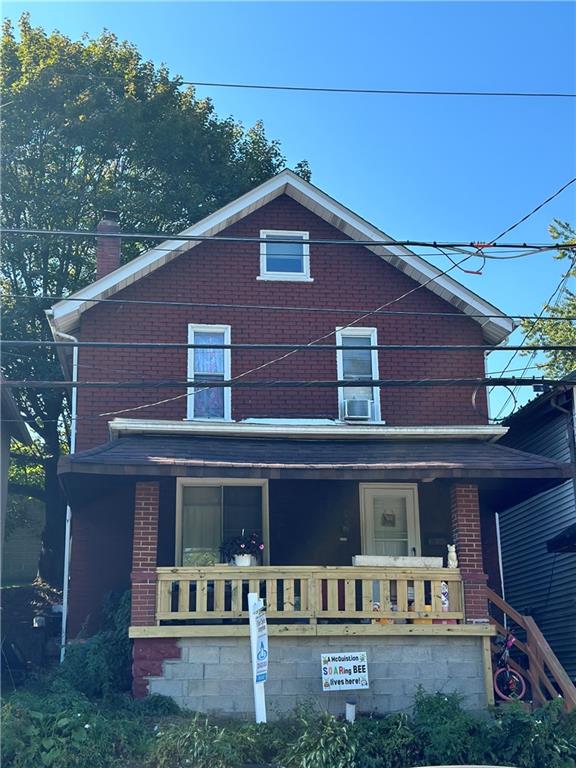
[{"left": 145, "top": 635, "right": 488, "bottom": 718}]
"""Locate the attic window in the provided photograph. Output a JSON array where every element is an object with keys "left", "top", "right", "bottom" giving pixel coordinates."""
[{"left": 258, "top": 230, "right": 312, "bottom": 282}]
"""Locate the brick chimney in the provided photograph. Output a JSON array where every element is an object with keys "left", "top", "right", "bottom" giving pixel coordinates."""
[{"left": 96, "top": 210, "right": 121, "bottom": 279}]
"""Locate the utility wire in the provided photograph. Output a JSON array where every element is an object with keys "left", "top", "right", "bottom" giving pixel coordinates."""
[
  {"left": 2, "top": 340, "right": 574, "bottom": 352},
  {"left": 3, "top": 377, "right": 567, "bottom": 390},
  {"left": 1, "top": 227, "right": 573, "bottom": 252},
  {"left": 488, "top": 177, "right": 576, "bottom": 244},
  {"left": 3, "top": 293, "right": 575, "bottom": 321},
  {"left": 25, "top": 70, "right": 576, "bottom": 98},
  {"left": 185, "top": 81, "right": 576, "bottom": 99},
  {"left": 492, "top": 255, "right": 576, "bottom": 420}
]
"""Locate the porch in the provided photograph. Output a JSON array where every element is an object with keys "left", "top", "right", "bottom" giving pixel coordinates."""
[{"left": 135, "top": 564, "right": 467, "bottom": 634}]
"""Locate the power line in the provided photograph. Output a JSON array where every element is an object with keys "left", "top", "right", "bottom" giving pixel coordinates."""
[
  {"left": 2, "top": 377, "right": 568, "bottom": 390},
  {"left": 5, "top": 293, "right": 575, "bottom": 321},
  {"left": 493, "top": 255, "right": 576, "bottom": 419},
  {"left": 1, "top": 226, "right": 572, "bottom": 252},
  {"left": 184, "top": 80, "right": 576, "bottom": 99},
  {"left": 25, "top": 70, "right": 576, "bottom": 99},
  {"left": 2, "top": 340, "right": 574, "bottom": 352},
  {"left": 488, "top": 177, "right": 576, "bottom": 244}
]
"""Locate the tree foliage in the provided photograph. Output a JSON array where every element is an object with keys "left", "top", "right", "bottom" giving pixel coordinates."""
[
  {"left": 520, "top": 221, "right": 576, "bottom": 379},
  {"left": 1, "top": 14, "right": 307, "bottom": 585}
]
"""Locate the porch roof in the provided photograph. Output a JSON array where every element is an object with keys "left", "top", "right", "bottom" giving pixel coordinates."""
[{"left": 59, "top": 434, "right": 572, "bottom": 481}]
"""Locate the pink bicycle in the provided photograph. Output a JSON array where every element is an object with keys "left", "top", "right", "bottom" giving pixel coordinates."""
[{"left": 493, "top": 631, "right": 528, "bottom": 701}]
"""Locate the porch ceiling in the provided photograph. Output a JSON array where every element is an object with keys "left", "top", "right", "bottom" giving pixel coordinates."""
[{"left": 59, "top": 434, "right": 572, "bottom": 482}]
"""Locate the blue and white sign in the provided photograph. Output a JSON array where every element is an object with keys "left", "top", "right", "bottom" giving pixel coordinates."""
[{"left": 248, "top": 593, "right": 268, "bottom": 723}]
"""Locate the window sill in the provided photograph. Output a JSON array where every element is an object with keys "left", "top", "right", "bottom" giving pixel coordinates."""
[{"left": 257, "top": 275, "right": 314, "bottom": 283}]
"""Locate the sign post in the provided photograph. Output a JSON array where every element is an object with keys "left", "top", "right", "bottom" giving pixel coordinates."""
[{"left": 248, "top": 592, "right": 268, "bottom": 723}]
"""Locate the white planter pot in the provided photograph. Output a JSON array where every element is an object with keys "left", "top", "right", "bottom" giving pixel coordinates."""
[{"left": 233, "top": 554, "right": 252, "bottom": 567}]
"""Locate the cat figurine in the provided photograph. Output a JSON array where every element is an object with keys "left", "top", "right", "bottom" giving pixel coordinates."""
[{"left": 447, "top": 544, "right": 458, "bottom": 569}]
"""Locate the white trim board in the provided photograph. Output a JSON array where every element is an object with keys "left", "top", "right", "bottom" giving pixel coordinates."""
[
  {"left": 48, "top": 169, "right": 514, "bottom": 344},
  {"left": 108, "top": 417, "right": 508, "bottom": 441}
]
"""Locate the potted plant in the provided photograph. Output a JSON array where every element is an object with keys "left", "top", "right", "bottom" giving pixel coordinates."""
[{"left": 220, "top": 530, "right": 264, "bottom": 566}]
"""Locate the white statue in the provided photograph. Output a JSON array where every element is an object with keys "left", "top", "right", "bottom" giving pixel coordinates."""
[{"left": 447, "top": 544, "right": 458, "bottom": 569}]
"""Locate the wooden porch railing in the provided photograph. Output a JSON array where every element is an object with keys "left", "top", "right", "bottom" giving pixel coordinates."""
[
  {"left": 487, "top": 587, "right": 576, "bottom": 712},
  {"left": 156, "top": 566, "right": 464, "bottom": 625}
]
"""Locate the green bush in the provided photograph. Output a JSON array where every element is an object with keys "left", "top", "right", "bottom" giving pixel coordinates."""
[
  {"left": 1, "top": 699, "right": 149, "bottom": 768},
  {"left": 284, "top": 710, "right": 356, "bottom": 768},
  {"left": 486, "top": 699, "right": 576, "bottom": 768},
  {"left": 61, "top": 591, "right": 132, "bottom": 698},
  {"left": 411, "top": 687, "right": 490, "bottom": 765},
  {"left": 148, "top": 715, "right": 241, "bottom": 768},
  {"left": 352, "top": 713, "right": 417, "bottom": 768}
]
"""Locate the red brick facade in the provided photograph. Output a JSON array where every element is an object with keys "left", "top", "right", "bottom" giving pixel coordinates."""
[
  {"left": 450, "top": 483, "right": 488, "bottom": 620},
  {"left": 131, "top": 482, "right": 160, "bottom": 627},
  {"left": 75, "top": 195, "right": 488, "bottom": 452}
]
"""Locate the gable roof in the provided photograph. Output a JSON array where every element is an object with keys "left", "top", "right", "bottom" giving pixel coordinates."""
[{"left": 48, "top": 169, "right": 514, "bottom": 344}]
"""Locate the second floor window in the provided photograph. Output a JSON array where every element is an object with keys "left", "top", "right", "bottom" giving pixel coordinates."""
[
  {"left": 259, "top": 229, "right": 311, "bottom": 281},
  {"left": 336, "top": 327, "right": 381, "bottom": 422},
  {"left": 187, "top": 324, "right": 231, "bottom": 420}
]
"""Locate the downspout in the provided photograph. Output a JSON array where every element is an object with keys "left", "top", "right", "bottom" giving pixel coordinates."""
[
  {"left": 53, "top": 328, "right": 79, "bottom": 662},
  {"left": 495, "top": 512, "right": 506, "bottom": 627}
]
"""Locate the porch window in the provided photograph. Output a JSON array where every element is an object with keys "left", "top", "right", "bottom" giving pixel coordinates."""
[
  {"left": 177, "top": 482, "right": 268, "bottom": 566},
  {"left": 187, "top": 324, "right": 231, "bottom": 420},
  {"left": 336, "top": 327, "right": 381, "bottom": 421},
  {"left": 258, "top": 230, "right": 311, "bottom": 281}
]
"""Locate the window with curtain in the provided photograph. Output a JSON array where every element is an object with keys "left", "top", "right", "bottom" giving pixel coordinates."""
[
  {"left": 180, "top": 485, "right": 263, "bottom": 565},
  {"left": 187, "top": 324, "right": 231, "bottom": 419}
]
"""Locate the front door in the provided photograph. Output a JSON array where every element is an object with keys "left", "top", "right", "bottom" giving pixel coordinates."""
[{"left": 360, "top": 484, "right": 421, "bottom": 557}]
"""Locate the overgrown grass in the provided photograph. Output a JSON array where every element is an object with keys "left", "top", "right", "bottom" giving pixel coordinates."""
[{"left": 3, "top": 683, "right": 576, "bottom": 768}]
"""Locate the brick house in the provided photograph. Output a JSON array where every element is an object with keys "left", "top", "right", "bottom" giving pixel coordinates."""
[{"left": 48, "top": 170, "right": 571, "bottom": 716}]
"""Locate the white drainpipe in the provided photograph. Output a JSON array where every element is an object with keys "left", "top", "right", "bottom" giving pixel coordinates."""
[{"left": 54, "top": 330, "right": 79, "bottom": 662}]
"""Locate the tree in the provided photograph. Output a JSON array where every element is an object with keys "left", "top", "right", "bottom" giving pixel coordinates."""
[
  {"left": 520, "top": 221, "right": 576, "bottom": 379},
  {"left": 1, "top": 15, "right": 308, "bottom": 586}
]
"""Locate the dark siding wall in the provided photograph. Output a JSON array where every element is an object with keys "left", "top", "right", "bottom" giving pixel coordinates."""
[
  {"left": 499, "top": 399, "right": 576, "bottom": 680},
  {"left": 74, "top": 195, "right": 488, "bottom": 451}
]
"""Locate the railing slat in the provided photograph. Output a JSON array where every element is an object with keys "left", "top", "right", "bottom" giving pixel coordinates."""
[
  {"left": 396, "top": 580, "right": 408, "bottom": 612},
  {"left": 284, "top": 579, "right": 295, "bottom": 612}
]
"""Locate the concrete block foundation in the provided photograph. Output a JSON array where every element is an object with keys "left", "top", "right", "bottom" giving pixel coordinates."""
[{"left": 144, "top": 635, "right": 488, "bottom": 718}]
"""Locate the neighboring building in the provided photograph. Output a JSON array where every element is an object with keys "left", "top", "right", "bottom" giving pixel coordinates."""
[
  {"left": 48, "top": 171, "right": 571, "bottom": 716},
  {"left": 498, "top": 378, "right": 576, "bottom": 681},
  {"left": 1, "top": 376, "right": 31, "bottom": 547}
]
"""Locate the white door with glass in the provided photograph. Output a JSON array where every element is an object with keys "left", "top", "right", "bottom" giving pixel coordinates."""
[{"left": 360, "top": 484, "right": 420, "bottom": 557}]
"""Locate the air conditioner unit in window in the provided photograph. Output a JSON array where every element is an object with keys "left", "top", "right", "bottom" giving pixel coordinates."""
[{"left": 343, "top": 399, "right": 372, "bottom": 421}]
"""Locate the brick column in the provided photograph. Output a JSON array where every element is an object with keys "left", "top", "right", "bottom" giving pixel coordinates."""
[
  {"left": 131, "top": 481, "right": 160, "bottom": 627},
  {"left": 450, "top": 482, "right": 489, "bottom": 621}
]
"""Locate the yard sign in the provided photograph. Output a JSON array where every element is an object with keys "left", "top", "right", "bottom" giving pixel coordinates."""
[
  {"left": 321, "top": 651, "right": 369, "bottom": 691},
  {"left": 248, "top": 593, "right": 268, "bottom": 723}
]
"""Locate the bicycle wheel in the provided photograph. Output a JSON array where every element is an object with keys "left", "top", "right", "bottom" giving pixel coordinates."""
[{"left": 493, "top": 666, "right": 527, "bottom": 701}]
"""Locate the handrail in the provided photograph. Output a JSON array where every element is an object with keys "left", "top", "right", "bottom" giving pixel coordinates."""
[{"left": 486, "top": 587, "right": 576, "bottom": 712}]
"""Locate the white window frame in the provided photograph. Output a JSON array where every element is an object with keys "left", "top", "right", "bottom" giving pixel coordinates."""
[
  {"left": 175, "top": 478, "right": 270, "bottom": 565},
  {"left": 187, "top": 323, "right": 231, "bottom": 421},
  {"left": 257, "top": 229, "right": 312, "bottom": 282},
  {"left": 359, "top": 483, "right": 421, "bottom": 557},
  {"left": 336, "top": 326, "right": 381, "bottom": 422}
]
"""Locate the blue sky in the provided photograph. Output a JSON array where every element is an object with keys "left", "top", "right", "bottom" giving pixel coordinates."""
[{"left": 4, "top": 1, "right": 576, "bottom": 415}]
